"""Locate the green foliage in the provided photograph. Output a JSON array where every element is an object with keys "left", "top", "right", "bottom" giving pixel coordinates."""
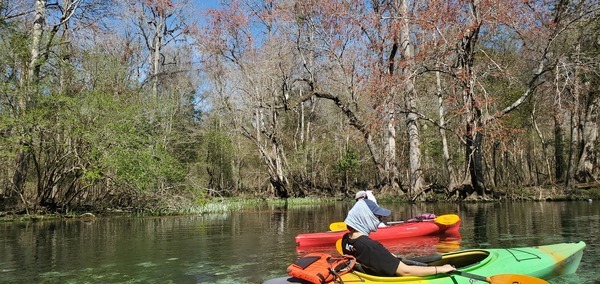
[
  {"left": 109, "top": 146, "right": 185, "bottom": 191},
  {"left": 78, "top": 92, "right": 186, "bottom": 192},
  {"left": 333, "top": 148, "right": 361, "bottom": 183},
  {"left": 81, "top": 167, "right": 102, "bottom": 185},
  {"left": 0, "top": 25, "right": 30, "bottom": 67},
  {"left": 204, "top": 128, "right": 234, "bottom": 191},
  {"left": 587, "top": 188, "right": 600, "bottom": 200},
  {"left": 423, "top": 137, "right": 443, "bottom": 161},
  {"left": 7, "top": 86, "right": 187, "bottom": 206},
  {"left": 80, "top": 49, "right": 134, "bottom": 95},
  {"left": 480, "top": 70, "right": 530, "bottom": 129}
]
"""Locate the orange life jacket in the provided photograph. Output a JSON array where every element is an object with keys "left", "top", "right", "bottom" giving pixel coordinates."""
[{"left": 286, "top": 253, "right": 356, "bottom": 284}]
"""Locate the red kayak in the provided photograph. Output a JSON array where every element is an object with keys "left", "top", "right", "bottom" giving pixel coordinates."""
[
  {"left": 296, "top": 230, "right": 462, "bottom": 254},
  {"left": 295, "top": 214, "right": 461, "bottom": 249}
]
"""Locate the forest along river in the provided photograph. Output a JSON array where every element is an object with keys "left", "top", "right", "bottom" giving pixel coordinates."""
[{"left": 0, "top": 201, "right": 598, "bottom": 284}]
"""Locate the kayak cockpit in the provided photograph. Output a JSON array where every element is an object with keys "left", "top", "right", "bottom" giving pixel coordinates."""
[
  {"left": 351, "top": 250, "right": 491, "bottom": 282},
  {"left": 431, "top": 250, "right": 491, "bottom": 269}
]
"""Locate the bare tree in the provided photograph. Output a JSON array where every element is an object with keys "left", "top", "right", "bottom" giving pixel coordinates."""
[
  {"left": 128, "top": 0, "right": 191, "bottom": 97},
  {"left": 199, "top": 1, "right": 295, "bottom": 197}
]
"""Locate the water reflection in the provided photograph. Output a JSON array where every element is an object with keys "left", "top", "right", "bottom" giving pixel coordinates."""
[{"left": 0, "top": 201, "right": 598, "bottom": 284}]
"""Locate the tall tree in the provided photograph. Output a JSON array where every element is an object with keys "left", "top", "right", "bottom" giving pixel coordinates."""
[
  {"left": 573, "top": 16, "right": 600, "bottom": 184},
  {"left": 128, "top": 0, "right": 191, "bottom": 97},
  {"left": 199, "top": 0, "right": 294, "bottom": 197},
  {"left": 396, "top": 0, "right": 425, "bottom": 197}
]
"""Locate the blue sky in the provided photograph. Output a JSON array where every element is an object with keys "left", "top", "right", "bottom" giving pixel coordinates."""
[{"left": 193, "top": 0, "right": 221, "bottom": 10}]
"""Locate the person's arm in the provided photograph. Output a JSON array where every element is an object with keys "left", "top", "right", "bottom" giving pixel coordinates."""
[{"left": 395, "top": 262, "right": 455, "bottom": 277}]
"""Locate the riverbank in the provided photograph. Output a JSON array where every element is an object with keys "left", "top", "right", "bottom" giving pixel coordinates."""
[
  {"left": 1, "top": 185, "right": 597, "bottom": 222},
  {"left": 0, "top": 197, "right": 336, "bottom": 222}
]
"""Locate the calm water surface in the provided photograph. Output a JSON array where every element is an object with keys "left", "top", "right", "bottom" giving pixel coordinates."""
[{"left": 0, "top": 201, "right": 598, "bottom": 284}]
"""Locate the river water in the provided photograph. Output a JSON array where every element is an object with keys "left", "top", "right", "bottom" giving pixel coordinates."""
[{"left": 0, "top": 201, "right": 598, "bottom": 284}]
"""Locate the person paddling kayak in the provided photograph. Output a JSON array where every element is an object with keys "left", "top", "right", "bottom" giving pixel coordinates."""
[{"left": 341, "top": 199, "right": 456, "bottom": 277}]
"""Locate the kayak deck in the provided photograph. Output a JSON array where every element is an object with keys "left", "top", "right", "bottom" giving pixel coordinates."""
[
  {"left": 295, "top": 218, "right": 461, "bottom": 248},
  {"left": 342, "top": 241, "right": 585, "bottom": 283},
  {"left": 264, "top": 241, "right": 586, "bottom": 284}
]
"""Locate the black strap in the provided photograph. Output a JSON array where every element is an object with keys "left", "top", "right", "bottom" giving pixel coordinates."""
[
  {"left": 293, "top": 256, "right": 321, "bottom": 269},
  {"left": 316, "top": 272, "right": 325, "bottom": 282},
  {"left": 329, "top": 268, "right": 344, "bottom": 284}
]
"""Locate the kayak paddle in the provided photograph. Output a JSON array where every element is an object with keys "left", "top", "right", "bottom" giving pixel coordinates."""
[
  {"left": 328, "top": 213, "right": 460, "bottom": 231},
  {"left": 451, "top": 270, "right": 549, "bottom": 284},
  {"left": 434, "top": 214, "right": 460, "bottom": 226},
  {"left": 329, "top": 222, "right": 347, "bottom": 231},
  {"left": 336, "top": 239, "right": 343, "bottom": 254}
]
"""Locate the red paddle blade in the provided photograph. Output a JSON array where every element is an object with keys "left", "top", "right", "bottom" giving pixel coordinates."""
[{"left": 489, "top": 274, "right": 548, "bottom": 284}]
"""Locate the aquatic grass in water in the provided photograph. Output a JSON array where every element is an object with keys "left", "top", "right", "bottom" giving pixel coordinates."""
[{"left": 185, "top": 197, "right": 338, "bottom": 214}]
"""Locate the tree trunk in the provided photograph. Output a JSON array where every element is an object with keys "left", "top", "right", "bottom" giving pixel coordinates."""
[
  {"left": 272, "top": 141, "right": 290, "bottom": 198},
  {"left": 8, "top": 151, "right": 30, "bottom": 212},
  {"left": 436, "top": 70, "right": 457, "bottom": 189},
  {"left": 554, "top": 113, "right": 566, "bottom": 183},
  {"left": 566, "top": 56, "right": 581, "bottom": 189},
  {"left": 532, "top": 105, "right": 553, "bottom": 185},
  {"left": 245, "top": 130, "right": 290, "bottom": 198},
  {"left": 59, "top": 0, "right": 73, "bottom": 96},
  {"left": 553, "top": 63, "right": 566, "bottom": 183},
  {"left": 8, "top": 0, "right": 47, "bottom": 213},
  {"left": 152, "top": 17, "right": 163, "bottom": 98},
  {"left": 383, "top": 99, "right": 401, "bottom": 192},
  {"left": 243, "top": 104, "right": 290, "bottom": 198},
  {"left": 576, "top": 94, "right": 598, "bottom": 182},
  {"left": 28, "top": 0, "right": 46, "bottom": 85},
  {"left": 459, "top": 43, "right": 485, "bottom": 195},
  {"left": 399, "top": 0, "right": 423, "bottom": 197},
  {"left": 455, "top": 1, "right": 487, "bottom": 197},
  {"left": 465, "top": 109, "right": 486, "bottom": 196},
  {"left": 566, "top": 109, "right": 579, "bottom": 189}
]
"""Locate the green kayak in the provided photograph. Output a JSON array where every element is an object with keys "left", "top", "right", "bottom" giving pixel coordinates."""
[{"left": 264, "top": 241, "right": 585, "bottom": 284}]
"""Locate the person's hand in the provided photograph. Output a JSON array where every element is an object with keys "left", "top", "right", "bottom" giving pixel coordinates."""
[{"left": 436, "top": 264, "right": 456, "bottom": 274}]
